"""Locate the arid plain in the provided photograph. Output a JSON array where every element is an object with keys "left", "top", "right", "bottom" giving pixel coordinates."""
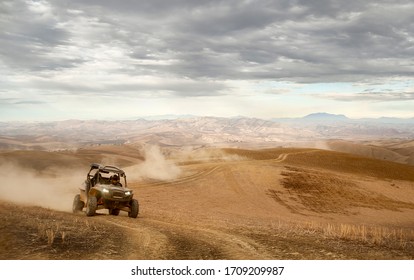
[{"left": 1, "top": 117, "right": 414, "bottom": 259}]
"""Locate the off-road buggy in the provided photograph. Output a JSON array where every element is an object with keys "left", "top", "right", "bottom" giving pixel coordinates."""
[{"left": 72, "top": 163, "right": 139, "bottom": 218}]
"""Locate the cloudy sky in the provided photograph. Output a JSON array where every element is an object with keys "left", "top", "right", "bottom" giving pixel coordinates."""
[{"left": 1, "top": 0, "right": 414, "bottom": 121}]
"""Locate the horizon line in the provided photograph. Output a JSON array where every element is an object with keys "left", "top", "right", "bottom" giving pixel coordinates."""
[{"left": 2, "top": 112, "right": 414, "bottom": 123}]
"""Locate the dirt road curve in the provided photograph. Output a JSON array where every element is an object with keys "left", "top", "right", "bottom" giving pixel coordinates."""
[{"left": 103, "top": 215, "right": 262, "bottom": 259}]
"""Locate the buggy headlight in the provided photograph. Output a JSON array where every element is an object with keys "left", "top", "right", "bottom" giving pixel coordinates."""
[
  {"left": 102, "top": 188, "right": 109, "bottom": 193},
  {"left": 125, "top": 191, "right": 131, "bottom": 196}
]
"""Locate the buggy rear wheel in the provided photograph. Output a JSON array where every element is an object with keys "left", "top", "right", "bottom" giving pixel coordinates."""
[
  {"left": 72, "top": 194, "right": 84, "bottom": 213},
  {"left": 109, "top": 208, "right": 120, "bottom": 216}
]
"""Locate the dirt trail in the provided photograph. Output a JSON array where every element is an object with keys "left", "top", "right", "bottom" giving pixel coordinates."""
[{"left": 103, "top": 215, "right": 273, "bottom": 259}]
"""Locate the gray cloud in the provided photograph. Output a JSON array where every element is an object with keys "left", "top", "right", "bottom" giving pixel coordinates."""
[
  {"left": 318, "top": 90, "right": 414, "bottom": 102},
  {"left": 1, "top": 0, "right": 414, "bottom": 100},
  {"left": 0, "top": 97, "right": 47, "bottom": 107},
  {"left": 0, "top": 0, "right": 75, "bottom": 71}
]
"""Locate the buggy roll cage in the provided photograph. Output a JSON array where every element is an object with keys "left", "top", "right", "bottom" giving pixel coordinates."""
[{"left": 88, "top": 163, "right": 127, "bottom": 187}]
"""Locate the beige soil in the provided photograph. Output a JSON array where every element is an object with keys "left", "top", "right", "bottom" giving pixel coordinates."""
[{"left": 1, "top": 146, "right": 414, "bottom": 259}]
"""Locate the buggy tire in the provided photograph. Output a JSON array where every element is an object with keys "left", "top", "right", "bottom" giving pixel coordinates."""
[
  {"left": 109, "top": 208, "right": 120, "bottom": 216},
  {"left": 72, "top": 194, "right": 84, "bottom": 213},
  {"left": 128, "top": 199, "right": 139, "bottom": 218},
  {"left": 86, "top": 196, "right": 97, "bottom": 216}
]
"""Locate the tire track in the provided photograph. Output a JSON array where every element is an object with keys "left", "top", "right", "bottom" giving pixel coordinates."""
[
  {"left": 138, "top": 165, "right": 222, "bottom": 188},
  {"left": 274, "top": 153, "right": 288, "bottom": 162},
  {"left": 270, "top": 150, "right": 320, "bottom": 163},
  {"left": 101, "top": 215, "right": 274, "bottom": 259}
]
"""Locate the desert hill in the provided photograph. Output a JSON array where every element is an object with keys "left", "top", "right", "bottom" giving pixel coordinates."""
[
  {"left": 1, "top": 144, "right": 414, "bottom": 259},
  {"left": 323, "top": 139, "right": 414, "bottom": 166}
]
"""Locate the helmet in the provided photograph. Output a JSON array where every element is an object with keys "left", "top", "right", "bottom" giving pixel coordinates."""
[{"left": 111, "top": 174, "right": 120, "bottom": 183}]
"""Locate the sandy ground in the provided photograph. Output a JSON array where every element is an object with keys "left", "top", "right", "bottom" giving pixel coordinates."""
[{"left": 1, "top": 146, "right": 414, "bottom": 259}]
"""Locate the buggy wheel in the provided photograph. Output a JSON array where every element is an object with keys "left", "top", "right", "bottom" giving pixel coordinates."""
[
  {"left": 128, "top": 199, "right": 139, "bottom": 218},
  {"left": 86, "top": 196, "right": 97, "bottom": 216},
  {"left": 72, "top": 194, "right": 84, "bottom": 213},
  {"left": 109, "top": 208, "right": 120, "bottom": 216}
]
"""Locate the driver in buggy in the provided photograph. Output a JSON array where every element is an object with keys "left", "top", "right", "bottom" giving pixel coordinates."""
[{"left": 110, "top": 174, "right": 122, "bottom": 187}]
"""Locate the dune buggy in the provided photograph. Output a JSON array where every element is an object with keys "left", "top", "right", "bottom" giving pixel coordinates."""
[{"left": 72, "top": 163, "right": 139, "bottom": 218}]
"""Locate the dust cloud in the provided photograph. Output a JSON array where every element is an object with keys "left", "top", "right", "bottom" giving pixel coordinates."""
[
  {"left": 177, "top": 147, "right": 248, "bottom": 162},
  {"left": 0, "top": 145, "right": 245, "bottom": 212},
  {"left": 126, "top": 145, "right": 182, "bottom": 181},
  {"left": 0, "top": 163, "right": 83, "bottom": 212},
  {"left": 125, "top": 145, "right": 249, "bottom": 181}
]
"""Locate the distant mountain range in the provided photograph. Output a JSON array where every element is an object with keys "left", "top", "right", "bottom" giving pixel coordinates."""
[
  {"left": 273, "top": 112, "right": 414, "bottom": 124},
  {"left": 141, "top": 112, "right": 414, "bottom": 124},
  {"left": 303, "top": 112, "right": 349, "bottom": 120},
  {"left": 1, "top": 113, "right": 413, "bottom": 150}
]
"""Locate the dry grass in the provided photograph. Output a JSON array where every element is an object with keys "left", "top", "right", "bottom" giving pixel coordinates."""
[
  {"left": 265, "top": 219, "right": 413, "bottom": 247},
  {"left": 0, "top": 202, "right": 126, "bottom": 259},
  {"left": 319, "top": 223, "right": 413, "bottom": 249},
  {"left": 244, "top": 219, "right": 414, "bottom": 259},
  {"left": 264, "top": 219, "right": 414, "bottom": 251}
]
